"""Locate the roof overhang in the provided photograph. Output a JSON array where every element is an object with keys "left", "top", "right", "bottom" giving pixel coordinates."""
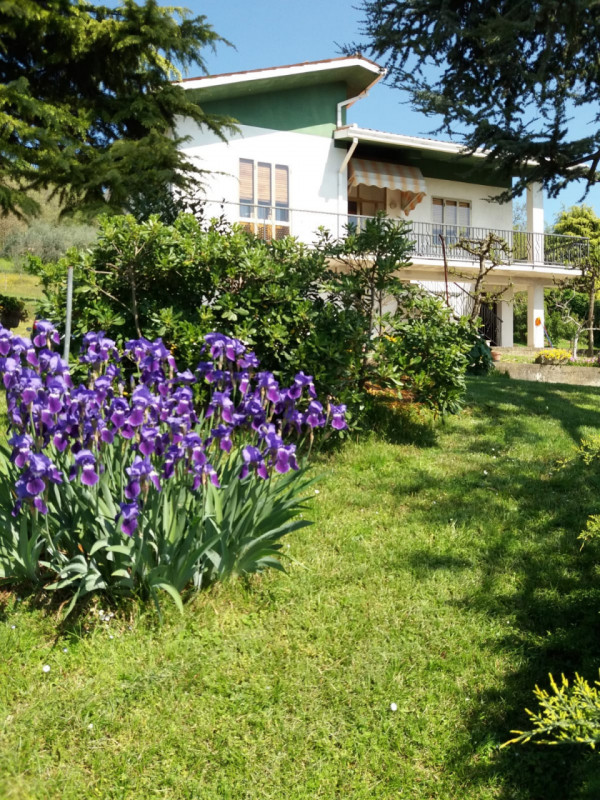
[
  {"left": 177, "top": 57, "right": 384, "bottom": 102},
  {"left": 335, "top": 125, "right": 488, "bottom": 160}
]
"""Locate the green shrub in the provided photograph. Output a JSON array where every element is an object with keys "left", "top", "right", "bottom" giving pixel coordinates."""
[
  {"left": 28, "top": 212, "right": 476, "bottom": 421},
  {"left": 374, "top": 287, "right": 476, "bottom": 416},
  {"left": 0, "top": 293, "right": 27, "bottom": 327},
  {"left": 466, "top": 332, "right": 494, "bottom": 375},
  {"left": 505, "top": 672, "right": 600, "bottom": 749}
]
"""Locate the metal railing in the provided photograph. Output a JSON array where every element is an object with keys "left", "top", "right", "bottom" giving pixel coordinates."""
[
  {"left": 408, "top": 221, "right": 589, "bottom": 268},
  {"left": 200, "top": 200, "right": 589, "bottom": 269}
]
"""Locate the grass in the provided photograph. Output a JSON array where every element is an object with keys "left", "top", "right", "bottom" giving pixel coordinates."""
[
  {"left": 0, "top": 264, "right": 43, "bottom": 337},
  {"left": 2, "top": 374, "right": 600, "bottom": 798}
]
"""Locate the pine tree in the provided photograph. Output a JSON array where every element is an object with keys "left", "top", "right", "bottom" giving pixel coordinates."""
[
  {"left": 0, "top": 0, "right": 235, "bottom": 218},
  {"left": 354, "top": 0, "right": 600, "bottom": 198}
]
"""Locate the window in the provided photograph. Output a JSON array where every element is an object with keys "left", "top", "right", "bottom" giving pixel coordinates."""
[
  {"left": 348, "top": 186, "right": 386, "bottom": 230},
  {"left": 238, "top": 159, "right": 289, "bottom": 239},
  {"left": 432, "top": 197, "right": 471, "bottom": 238}
]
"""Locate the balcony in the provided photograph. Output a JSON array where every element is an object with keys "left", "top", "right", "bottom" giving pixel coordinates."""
[
  {"left": 408, "top": 221, "right": 589, "bottom": 269},
  {"left": 201, "top": 201, "right": 589, "bottom": 270}
]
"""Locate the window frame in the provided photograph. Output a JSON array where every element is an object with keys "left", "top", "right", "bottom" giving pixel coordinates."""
[
  {"left": 432, "top": 196, "right": 472, "bottom": 228},
  {"left": 238, "top": 158, "right": 290, "bottom": 240}
]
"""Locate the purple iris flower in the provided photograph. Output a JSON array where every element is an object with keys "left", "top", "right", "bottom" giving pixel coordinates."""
[
  {"left": 176, "top": 370, "right": 196, "bottom": 385},
  {"left": 204, "top": 333, "right": 234, "bottom": 361},
  {"left": 273, "top": 444, "right": 299, "bottom": 474},
  {"left": 13, "top": 452, "right": 62, "bottom": 515},
  {"left": 256, "top": 372, "right": 281, "bottom": 404},
  {"left": 305, "top": 400, "right": 326, "bottom": 429},
  {"left": 9, "top": 433, "right": 34, "bottom": 468},
  {"left": 241, "top": 445, "right": 268, "bottom": 480},
  {"left": 80, "top": 331, "right": 118, "bottom": 364},
  {"left": 70, "top": 449, "right": 99, "bottom": 486},
  {"left": 211, "top": 425, "right": 233, "bottom": 453},
  {"left": 32, "top": 321, "right": 60, "bottom": 349},
  {"left": 239, "top": 351, "right": 259, "bottom": 369},
  {"left": 117, "top": 502, "right": 139, "bottom": 536},
  {"left": 330, "top": 403, "right": 347, "bottom": 430},
  {"left": 125, "top": 456, "right": 161, "bottom": 499},
  {"left": 0, "top": 328, "right": 12, "bottom": 356}
]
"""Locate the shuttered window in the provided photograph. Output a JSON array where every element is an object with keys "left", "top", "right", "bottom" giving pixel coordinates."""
[
  {"left": 458, "top": 201, "right": 470, "bottom": 228},
  {"left": 257, "top": 162, "right": 272, "bottom": 219},
  {"left": 239, "top": 159, "right": 289, "bottom": 221},
  {"left": 239, "top": 159, "right": 254, "bottom": 218},
  {"left": 238, "top": 159, "right": 290, "bottom": 239},
  {"left": 433, "top": 197, "right": 471, "bottom": 227},
  {"left": 275, "top": 164, "right": 289, "bottom": 222}
]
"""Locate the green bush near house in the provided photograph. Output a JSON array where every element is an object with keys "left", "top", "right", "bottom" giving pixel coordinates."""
[{"left": 27, "top": 212, "right": 482, "bottom": 420}]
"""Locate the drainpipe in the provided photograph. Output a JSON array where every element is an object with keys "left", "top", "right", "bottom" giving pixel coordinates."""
[
  {"left": 338, "top": 138, "right": 358, "bottom": 235},
  {"left": 339, "top": 137, "right": 359, "bottom": 175},
  {"left": 335, "top": 65, "right": 386, "bottom": 232},
  {"left": 336, "top": 68, "right": 386, "bottom": 129}
]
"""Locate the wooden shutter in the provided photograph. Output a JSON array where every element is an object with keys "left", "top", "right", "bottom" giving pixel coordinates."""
[
  {"left": 257, "top": 162, "right": 271, "bottom": 205},
  {"left": 239, "top": 159, "right": 254, "bottom": 203},
  {"left": 275, "top": 165, "right": 289, "bottom": 207},
  {"left": 432, "top": 197, "right": 444, "bottom": 225}
]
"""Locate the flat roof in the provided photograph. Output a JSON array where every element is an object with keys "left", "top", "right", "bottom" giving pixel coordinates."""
[{"left": 177, "top": 56, "right": 384, "bottom": 102}]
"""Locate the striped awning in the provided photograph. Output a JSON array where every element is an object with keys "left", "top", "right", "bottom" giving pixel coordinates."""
[{"left": 348, "top": 159, "right": 427, "bottom": 216}]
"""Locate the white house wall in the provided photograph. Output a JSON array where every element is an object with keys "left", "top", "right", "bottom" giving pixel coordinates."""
[
  {"left": 177, "top": 120, "right": 347, "bottom": 240},
  {"left": 387, "top": 176, "right": 513, "bottom": 233}
]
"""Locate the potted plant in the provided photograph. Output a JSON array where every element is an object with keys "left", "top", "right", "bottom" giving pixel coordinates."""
[{"left": 0, "top": 294, "right": 28, "bottom": 329}]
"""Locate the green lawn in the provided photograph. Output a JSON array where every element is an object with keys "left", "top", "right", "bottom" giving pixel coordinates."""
[
  {"left": 0, "top": 265, "right": 43, "bottom": 337},
  {"left": 2, "top": 375, "right": 600, "bottom": 799}
]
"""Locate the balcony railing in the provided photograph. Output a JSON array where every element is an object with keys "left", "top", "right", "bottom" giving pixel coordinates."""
[
  {"left": 407, "top": 221, "right": 589, "bottom": 268},
  {"left": 200, "top": 201, "right": 589, "bottom": 269}
]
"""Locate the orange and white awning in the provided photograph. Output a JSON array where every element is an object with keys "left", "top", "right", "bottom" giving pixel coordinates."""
[{"left": 348, "top": 159, "right": 427, "bottom": 216}]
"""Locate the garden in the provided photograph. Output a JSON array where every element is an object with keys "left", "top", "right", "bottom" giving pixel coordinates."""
[
  {"left": 0, "top": 210, "right": 597, "bottom": 798},
  {"left": 3, "top": 373, "right": 600, "bottom": 799}
]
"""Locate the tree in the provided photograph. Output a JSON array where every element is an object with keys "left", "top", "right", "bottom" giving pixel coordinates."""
[
  {"left": 0, "top": 0, "right": 235, "bottom": 218},
  {"left": 318, "top": 212, "right": 414, "bottom": 339},
  {"left": 449, "top": 232, "right": 512, "bottom": 323},
  {"left": 552, "top": 206, "right": 600, "bottom": 355},
  {"left": 353, "top": 1, "right": 600, "bottom": 199}
]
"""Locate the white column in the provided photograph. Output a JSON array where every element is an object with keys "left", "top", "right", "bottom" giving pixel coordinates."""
[
  {"left": 527, "top": 284, "right": 545, "bottom": 348},
  {"left": 526, "top": 182, "right": 545, "bottom": 265},
  {"left": 498, "top": 286, "right": 514, "bottom": 347}
]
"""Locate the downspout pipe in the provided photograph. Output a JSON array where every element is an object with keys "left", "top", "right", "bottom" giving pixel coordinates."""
[
  {"left": 336, "top": 67, "right": 386, "bottom": 129},
  {"left": 339, "top": 137, "right": 359, "bottom": 175},
  {"left": 337, "top": 137, "right": 358, "bottom": 235}
]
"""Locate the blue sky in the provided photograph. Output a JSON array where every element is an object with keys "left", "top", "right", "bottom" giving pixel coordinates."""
[{"left": 183, "top": 0, "right": 600, "bottom": 224}]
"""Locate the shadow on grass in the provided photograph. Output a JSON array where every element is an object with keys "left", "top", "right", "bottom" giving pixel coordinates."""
[
  {"left": 364, "top": 398, "right": 439, "bottom": 447},
  {"left": 469, "top": 372, "right": 600, "bottom": 446},
  {"left": 414, "top": 375, "right": 600, "bottom": 798}
]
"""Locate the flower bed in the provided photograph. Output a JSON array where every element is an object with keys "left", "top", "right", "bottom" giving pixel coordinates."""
[
  {"left": 533, "top": 348, "right": 600, "bottom": 367},
  {"left": 0, "top": 322, "right": 344, "bottom": 614}
]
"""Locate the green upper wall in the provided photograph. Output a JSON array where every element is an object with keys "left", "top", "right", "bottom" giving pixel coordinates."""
[{"left": 196, "top": 82, "right": 347, "bottom": 137}]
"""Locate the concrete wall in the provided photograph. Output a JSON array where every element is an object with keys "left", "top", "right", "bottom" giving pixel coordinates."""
[{"left": 495, "top": 362, "right": 600, "bottom": 387}]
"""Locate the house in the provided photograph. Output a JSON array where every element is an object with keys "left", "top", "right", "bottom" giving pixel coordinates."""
[{"left": 175, "top": 56, "right": 589, "bottom": 348}]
